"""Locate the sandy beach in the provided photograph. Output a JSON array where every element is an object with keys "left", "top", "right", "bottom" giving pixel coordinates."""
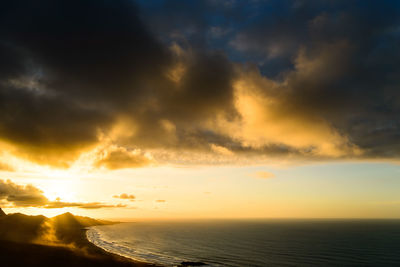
[
  {"left": 0, "top": 239, "right": 153, "bottom": 267},
  {"left": 0, "top": 209, "right": 156, "bottom": 267}
]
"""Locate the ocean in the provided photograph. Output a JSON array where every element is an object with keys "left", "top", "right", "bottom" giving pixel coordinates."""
[{"left": 87, "top": 219, "right": 400, "bottom": 266}]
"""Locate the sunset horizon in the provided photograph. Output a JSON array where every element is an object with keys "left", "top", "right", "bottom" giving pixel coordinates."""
[{"left": 1, "top": 0, "right": 400, "bottom": 266}]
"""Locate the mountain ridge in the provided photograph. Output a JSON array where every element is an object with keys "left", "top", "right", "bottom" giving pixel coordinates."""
[
  {"left": 0, "top": 209, "right": 152, "bottom": 266},
  {"left": 0, "top": 209, "right": 116, "bottom": 245}
]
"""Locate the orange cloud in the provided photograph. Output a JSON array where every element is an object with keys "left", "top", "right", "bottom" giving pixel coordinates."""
[
  {"left": 252, "top": 171, "right": 275, "bottom": 179},
  {"left": 94, "top": 145, "right": 153, "bottom": 170},
  {"left": 0, "top": 179, "right": 127, "bottom": 209},
  {"left": 44, "top": 200, "right": 127, "bottom": 209},
  {"left": 113, "top": 193, "right": 135, "bottom": 200},
  {"left": 0, "top": 162, "right": 14, "bottom": 172}
]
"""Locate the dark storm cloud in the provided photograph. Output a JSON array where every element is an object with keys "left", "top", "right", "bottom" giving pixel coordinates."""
[
  {"left": 126, "top": 0, "right": 400, "bottom": 162},
  {"left": 0, "top": 179, "right": 125, "bottom": 209},
  {"left": 272, "top": 0, "right": 400, "bottom": 158},
  {"left": 0, "top": 0, "right": 163, "bottom": 162},
  {"left": 0, "top": 0, "right": 400, "bottom": 166},
  {"left": 0, "top": 0, "right": 239, "bottom": 166},
  {"left": 177, "top": 0, "right": 400, "bottom": 159}
]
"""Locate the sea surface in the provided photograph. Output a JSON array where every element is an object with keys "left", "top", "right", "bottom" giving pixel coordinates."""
[{"left": 87, "top": 219, "right": 400, "bottom": 266}]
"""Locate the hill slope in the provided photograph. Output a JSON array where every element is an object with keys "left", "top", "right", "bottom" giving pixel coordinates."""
[
  {"left": 0, "top": 210, "right": 151, "bottom": 266},
  {"left": 0, "top": 211, "right": 114, "bottom": 245},
  {"left": 0, "top": 212, "right": 47, "bottom": 243}
]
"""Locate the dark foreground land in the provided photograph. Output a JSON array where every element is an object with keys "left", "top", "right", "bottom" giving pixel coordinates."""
[{"left": 0, "top": 208, "right": 156, "bottom": 267}]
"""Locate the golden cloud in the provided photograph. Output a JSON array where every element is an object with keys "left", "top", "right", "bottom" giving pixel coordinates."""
[
  {"left": 212, "top": 64, "right": 362, "bottom": 159},
  {"left": 0, "top": 0, "right": 395, "bottom": 170},
  {"left": 252, "top": 171, "right": 275, "bottom": 179},
  {"left": 94, "top": 145, "right": 153, "bottom": 170},
  {"left": 0, "top": 179, "right": 126, "bottom": 209},
  {"left": 113, "top": 193, "right": 136, "bottom": 200},
  {"left": 0, "top": 162, "right": 14, "bottom": 172}
]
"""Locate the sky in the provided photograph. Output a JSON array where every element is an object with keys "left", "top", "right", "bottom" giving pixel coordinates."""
[{"left": 0, "top": 0, "right": 400, "bottom": 219}]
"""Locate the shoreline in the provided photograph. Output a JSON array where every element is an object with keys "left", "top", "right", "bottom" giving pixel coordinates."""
[
  {"left": 0, "top": 210, "right": 160, "bottom": 267},
  {"left": 84, "top": 226, "right": 160, "bottom": 266},
  {"left": 85, "top": 224, "right": 208, "bottom": 267},
  {"left": 0, "top": 211, "right": 205, "bottom": 267},
  {"left": 0, "top": 236, "right": 158, "bottom": 267}
]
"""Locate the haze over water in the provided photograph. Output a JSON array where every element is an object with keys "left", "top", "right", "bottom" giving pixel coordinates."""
[{"left": 87, "top": 219, "right": 400, "bottom": 266}]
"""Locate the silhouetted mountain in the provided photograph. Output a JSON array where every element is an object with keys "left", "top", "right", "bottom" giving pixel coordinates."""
[
  {"left": 0, "top": 211, "right": 114, "bottom": 245},
  {"left": 0, "top": 211, "right": 148, "bottom": 266},
  {"left": 74, "top": 214, "right": 116, "bottom": 227},
  {"left": 0, "top": 240, "right": 147, "bottom": 267},
  {"left": 0, "top": 212, "right": 47, "bottom": 243},
  {"left": 52, "top": 212, "right": 114, "bottom": 228},
  {"left": 52, "top": 212, "right": 82, "bottom": 228},
  {"left": 0, "top": 208, "right": 6, "bottom": 217}
]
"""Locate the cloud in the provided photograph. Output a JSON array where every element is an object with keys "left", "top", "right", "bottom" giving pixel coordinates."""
[
  {"left": 0, "top": 179, "right": 126, "bottom": 209},
  {"left": 210, "top": 144, "right": 234, "bottom": 156},
  {"left": 222, "top": 0, "right": 400, "bottom": 160},
  {"left": 0, "top": 162, "right": 13, "bottom": 172},
  {"left": 0, "top": 0, "right": 170, "bottom": 166},
  {"left": 0, "top": 0, "right": 399, "bottom": 168},
  {"left": 113, "top": 193, "right": 135, "bottom": 200},
  {"left": 94, "top": 146, "right": 153, "bottom": 170},
  {"left": 44, "top": 201, "right": 126, "bottom": 209},
  {"left": 155, "top": 199, "right": 166, "bottom": 203},
  {"left": 212, "top": 64, "right": 362, "bottom": 158},
  {"left": 0, "top": 179, "right": 48, "bottom": 207},
  {"left": 252, "top": 171, "right": 275, "bottom": 179}
]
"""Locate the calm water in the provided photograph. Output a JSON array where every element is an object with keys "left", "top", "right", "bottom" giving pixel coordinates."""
[{"left": 87, "top": 220, "right": 400, "bottom": 266}]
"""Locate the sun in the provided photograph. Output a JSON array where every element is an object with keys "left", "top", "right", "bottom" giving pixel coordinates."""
[
  {"left": 31, "top": 168, "right": 83, "bottom": 202},
  {"left": 41, "top": 179, "right": 78, "bottom": 202}
]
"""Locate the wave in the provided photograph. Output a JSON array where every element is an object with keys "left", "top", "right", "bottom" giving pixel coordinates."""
[
  {"left": 86, "top": 220, "right": 400, "bottom": 267},
  {"left": 86, "top": 226, "right": 191, "bottom": 266}
]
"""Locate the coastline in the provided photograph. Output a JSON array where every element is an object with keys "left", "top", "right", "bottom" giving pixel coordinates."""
[
  {"left": 0, "top": 225, "right": 159, "bottom": 267},
  {"left": 0, "top": 239, "right": 156, "bottom": 267},
  {"left": 0, "top": 211, "right": 205, "bottom": 267},
  {"left": 0, "top": 210, "right": 159, "bottom": 267},
  {"left": 82, "top": 227, "right": 160, "bottom": 267},
  {"left": 85, "top": 224, "right": 208, "bottom": 267}
]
